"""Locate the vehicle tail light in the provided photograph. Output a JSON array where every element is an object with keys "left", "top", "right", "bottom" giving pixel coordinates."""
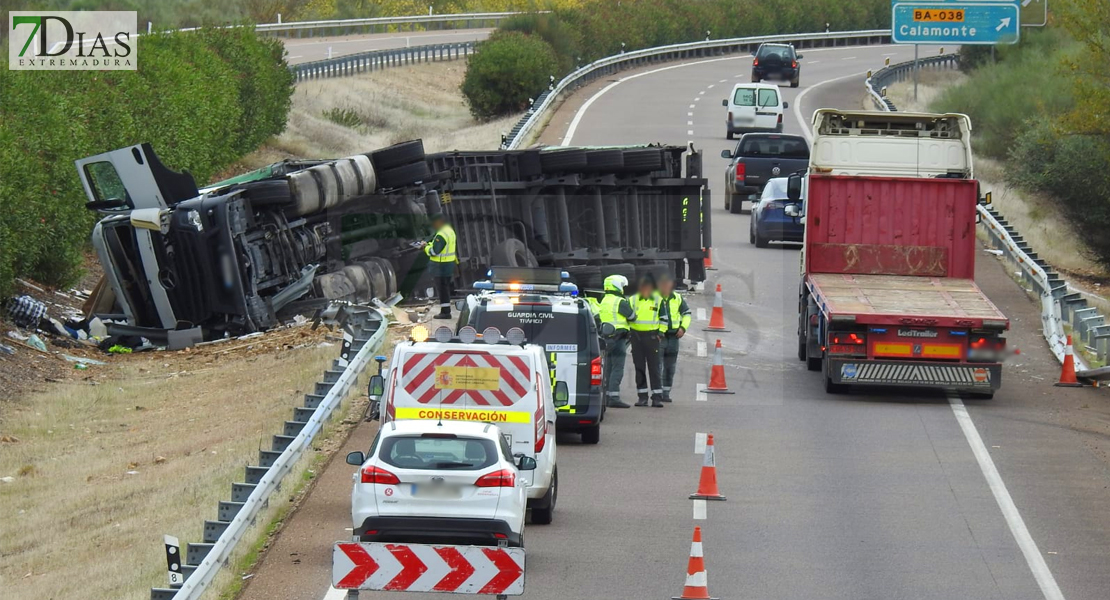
[
  {"left": 791, "top": 60, "right": 797, "bottom": 68},
  {"left": 777, "top": 114, "right": 783, "bottom": 125},
  {"left": 728, "top": 111, "right": 733, "bottom": 123},
  {"left": 735, "top": 162, "right": 746, "bottom": 181},
  {"left": 828, "top": 332, "right": 866, "bottom": 356},
  {"left": 493, "top": 533, "right": 508, "bottom": 539},
  {"left": 753, "top": 58, "right": 759, "bottom": 66},
  {"left": 361, "top": 465, "right": 400, "bottom": 485},
  {"left": 590, "top": 356, "right": 602, "bottom": 385},
  {"left": 535, "top": 430, "right": 545, "bottom": 453},
  {"left": 969, "top": 335, "right": 1006, "bottom": 362},
  {"left": 475, "top": 469, "right": 516, "bottom": 488}
]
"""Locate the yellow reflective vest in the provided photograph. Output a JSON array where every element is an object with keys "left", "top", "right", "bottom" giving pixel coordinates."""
[
  {"left": 598, "top": 294, "right": 630, "bottom": 331},
  {"left": 659, "top": 292, "right": 692, "bottom": 333},
  {"left": 628, "top": 292, "right": 663, "bottom": 332},
  {"left": 425, "top": 224, "right": 458, "bottom": 263}
]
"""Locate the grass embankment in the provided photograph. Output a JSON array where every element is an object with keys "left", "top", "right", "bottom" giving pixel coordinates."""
[{"left": 0, "top": 336, "right": 339, "bottom": 600}]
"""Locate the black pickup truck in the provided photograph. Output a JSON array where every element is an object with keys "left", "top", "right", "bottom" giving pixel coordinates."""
[{"left": 721, "top": 133, "right": 810, "bottom": 214}]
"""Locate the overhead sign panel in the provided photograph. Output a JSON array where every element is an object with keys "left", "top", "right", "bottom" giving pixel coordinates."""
[{"left": 892, "top": 2, "right": 1020, "bottom": 45}]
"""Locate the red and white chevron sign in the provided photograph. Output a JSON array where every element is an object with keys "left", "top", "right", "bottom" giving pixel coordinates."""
[{"left": 332, "top": 542, "right": 525, "bottom": 594}]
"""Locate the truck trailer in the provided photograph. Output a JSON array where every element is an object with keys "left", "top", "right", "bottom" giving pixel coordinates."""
[{"left": 793, "top": 110, "right": 1008, "bottom": 397}]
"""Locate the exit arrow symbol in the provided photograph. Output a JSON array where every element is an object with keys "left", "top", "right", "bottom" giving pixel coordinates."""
[{"left": 996, "top": 17, "right": 1011, "bottom": 31}]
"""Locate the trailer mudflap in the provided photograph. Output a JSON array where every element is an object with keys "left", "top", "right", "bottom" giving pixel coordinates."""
[{"left": 829, "top": 359, "right": 1000, "bottom": 390}]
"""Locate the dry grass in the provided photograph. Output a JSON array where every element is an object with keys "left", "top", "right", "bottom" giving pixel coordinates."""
[
  {"left": 0, "top": 343, "right": 338, "bottom": 600},
  {"left": 243, "top": 61, "right": 523, "bottom": 168}
]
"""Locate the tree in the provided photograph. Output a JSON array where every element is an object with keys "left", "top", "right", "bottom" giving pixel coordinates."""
[{"left": 461, "top": 31, "right": 558, "bottom": 119}]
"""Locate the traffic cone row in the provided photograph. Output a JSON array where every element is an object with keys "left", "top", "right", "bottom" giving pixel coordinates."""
[
  {"left": 672, "top": 527, "right": 720, "bottom": 600},
  {"left": 704, "top": 340, "right": 734, "bottom": 395},
  {"left": 704, "top": 248, "right": 717, "bottom": 270},
  {"left": 1055, "top": 335, "right": 1083, "bottom": 387},
  {"left": 704, "top": 284, "right": 729, "bottom": 332},
  {"left": 689, "top": 434, "right": 726, "bottom": 500}
]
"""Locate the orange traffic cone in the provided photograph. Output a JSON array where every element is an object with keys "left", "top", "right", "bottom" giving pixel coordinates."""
[
  {"left": 672, "top": 527, "right": 719, "bottom": 600},
  {"left": 689, "top": 434, "right": 727, "bottom": 500},
  {"left": 704, "top": 284, "right": 729, "bottom": 332},
  {"left": 704, "top": 248, "right": 717, "bottom": 271},
  {"left": 704, "top": 340, "right": 734, "bottom": 395},
  {"left": 1055, "top": 335, "right": 1083, "bottom": 387}
]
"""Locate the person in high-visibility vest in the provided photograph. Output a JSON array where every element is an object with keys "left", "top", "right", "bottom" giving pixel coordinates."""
[
  {"left": 656, "top": 273, "right": 691, "bottom": 403},
  {"left": 628, "top": 275, "right": 665, "bottom": 408},
  {"left": 597, "top": 274, "right": 633, "bottom": 409},
  {"left": 422, "top": 213, "right": 458, "bottom": 319}
]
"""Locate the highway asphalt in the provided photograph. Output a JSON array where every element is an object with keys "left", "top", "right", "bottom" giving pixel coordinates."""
[
  {"left": 281, "top": 29, "right": 492, "bottom": 65},
  {"left": 239, "top": 44, "right": 1110, "bottom": 600}
]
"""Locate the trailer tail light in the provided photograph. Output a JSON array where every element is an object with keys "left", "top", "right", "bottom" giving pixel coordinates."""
[
  {"left": 969, "top": 335, "right": 1006, "bottom": 362},
  {"left": 828, "top": 332, "right": 866, "bottom": 356},
  {"left": 361, "top": 465, "right": 400, "bottom": 485},
  {"left": 590, "top": 356, "right": 602, "bottom": 385},
  {"left": 475, "top": 469, "right": 516, "bottom": 488},
  {"left": 735, "top": 162, "right": 746, "bottom": 181}
]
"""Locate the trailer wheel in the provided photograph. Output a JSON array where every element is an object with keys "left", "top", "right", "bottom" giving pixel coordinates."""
[
  {"left": 368, "top": 140, "right": 425, "bottom": 171},
  {"left": 540, "top": 149, "right": 588, "bottom": 173},
  {"left": 822, "top": 355, "right": 847, "bottom": 394},
  {"left": 618, "top": 148, "right": 664, "bottom": 173},
  {"left": 378, "top": 161, "right": 431, "bottom": 189},
  {"left": 583, "top": 149, "right": 624, "bottom": 172},
  {"left": 490, "top": 239, "right": 538, "bottom": 268},
  {"left": 517, "top": 150, "right": 543, "bottom": 179}
]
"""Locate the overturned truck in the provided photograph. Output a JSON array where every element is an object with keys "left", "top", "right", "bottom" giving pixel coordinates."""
[{"left": 77, "top": 141, "right": 710, "bottom": 344}]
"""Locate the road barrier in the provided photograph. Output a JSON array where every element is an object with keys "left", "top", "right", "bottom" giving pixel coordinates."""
[
  {"left": 867, "top": 56, "right": 1108, "bottom": 380},
  {"left": 255, "top": 12, "right": 527, "bottom": 38},
  {"left": 332, "top": 542, "right": 526, "bottom": 594},
  {"left": 150, "top": 306, "right": 390, "bottom": 600},
  {"left": 501, "top": 29, "right": 893, "bottom": 150},
  {"left": 291, "top": 41, "right": 476, "bottom": 81}
]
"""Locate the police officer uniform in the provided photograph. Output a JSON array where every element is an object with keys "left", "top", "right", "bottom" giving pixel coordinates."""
[
  {"left": 658, "top": 289, "right": 692, "bottom": 402},
  {"left": 597, "top": 275, "right": 633, "bottom": 408},
  {"left": 424, "top": 215, "right": 458, "bottom": 319},
  {"left": 629, "top": 285, "right": 665, "bottom": 408}
]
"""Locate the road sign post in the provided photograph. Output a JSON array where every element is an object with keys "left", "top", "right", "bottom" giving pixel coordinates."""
[{"left": 891, "top": 2, "right": 1020, "bottom": 45}]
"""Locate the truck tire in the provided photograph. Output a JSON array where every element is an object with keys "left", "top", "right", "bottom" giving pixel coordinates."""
[
  {"left": 618, "top": 148, "right": 664, "bottom": 173},
  {"left": 369, "top": 140, "right": 425, "bottom": 171},
  {"left": 729, "top": 192, "right": 743, "bottom": 214},
  {"left": 517, "top": 150, "right": 543, "bottom": 179},
  {"left": 378, "top": 161, "right": 431, "bottom": 189},
  {"left": 723, "top": 190, "right": 731, "bottom": 211},
  {"left": 490, "top": 238, "right": 538, "bottom": 268},
  {"left": 540, "top": 149, "right": 588, "bottom": 173},
  {"left": 530, "top": 467, "right": 556, "bottom": 525},
  {"left": 566, "top": 265, "right": 602, "bottom": 290},
  {"left": 233, "top": 180, "right": 292, "bottom": 208},
  {"left": 581, "top": 425, "right": 601, "bottom": 445},
  {"left": 366, "top": 257, "right": 396, "bottom": 297},
  {"left": 583, "top": 149, "right": 624, "bottom": 172},
  {"left": 600, "top": 263, "right": 636, "bottom": 291},
  {"left": 822, "top": 355, "right": 847, "bottom": 394}
]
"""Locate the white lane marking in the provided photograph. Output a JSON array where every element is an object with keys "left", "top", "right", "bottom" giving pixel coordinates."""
[
  {"left": 696, "top": 383, "right": 707, "bottom": 402},
  {"left": 883, "top": 52, "right": 898, "bottom": 56},
  {"left": 948, "top": 394, "right": 1066, "bottom": 600},
  {"left": 323, "top": 586, "right": 347, "bottom": 600},
  {"left": 718, "top": 78, "right": 728, "bottom": 83},
  {"left": 287, "top": 54, "right": 303, "bottom": 59},
  {"left": 697, "top": 307, "right": 707, "bottom": 321},
  {"left": 688, "top": 112, "right": 694, "bottom": 116},
  {"left": 563, "top": 45, "right": 902, "bottom": 144},
  {"left": 693, "top": 498, "right": 708, "bottom": 520},
  {"left": 688, "top": 130, "right": 694, "bottom": 135},
  {"left": 840, "top": 56, "right": 857, "bottom": 60},
  {"left": 807, "top": 60, "right": 820, "bottom": 64},
  {"left": 699, "top": 90, "right": 706, "bottom": 94},
  {"left": 792, "top": 70, "right": 869, "bottom": 143},
  {"left": 688, "top": 121, "right": 693, "bottom": 126},
  {"left": 697, "top": 341, "right": 708, "bottom": 357},
  {"left": 707, "top": 84, "right": 715, "bottom": 89},
  {"left": 695, "top": 97, "right": 701, "bottom": 101},
  {"left": 695, "top": 432, "right": 707, "bottom": 454}
]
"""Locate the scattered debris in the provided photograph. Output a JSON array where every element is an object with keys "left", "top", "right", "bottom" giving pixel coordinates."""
[
  {"left": 26, "top": 334, "right": 47, "bottom": 352},
  {"left": 62, "top": 354, "right": 106, "bottom": 365},
  {"left": 154, "top": 456, "right": 166, "bottom": 464},
  {"left": 984, "top": 249, "right": 1004, "bottom": 256},
  {"left": 0, "top": 343, "right": 14, "bottom": 355},
  {"left": 6, "top": 295, "right": 47, "bottom": 328}
]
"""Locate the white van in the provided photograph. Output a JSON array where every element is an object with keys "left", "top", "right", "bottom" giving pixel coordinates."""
[
  {"left": 722, "top": 83, "right": 788, "bottom": 139},
  {"left": 372, "top": 324, "right": 562, "bottom": 524}
]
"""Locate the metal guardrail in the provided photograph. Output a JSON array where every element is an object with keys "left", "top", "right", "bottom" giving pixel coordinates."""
[
  {"left": 290, "top": 41, "right": 476, "bottom": 81},
  {"left": 255, "top": 11, "right": 527, "bottom": 37},
  {"left": 151, "top": 306, "right": 390, "bottom": 600},
  {"left": 865, "top": 56, "right": 1107, "bottom": 378},
  {"left": 501, "top": 29, "right": 894, "bottom": 150}
]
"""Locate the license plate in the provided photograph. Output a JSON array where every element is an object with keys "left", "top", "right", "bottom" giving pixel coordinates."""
[{"left": 411, "top": 484, "right": 461, "bottom": 499}]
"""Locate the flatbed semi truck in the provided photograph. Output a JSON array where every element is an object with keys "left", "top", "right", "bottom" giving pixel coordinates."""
[{"left": 793, "top": 110, "right": 1008, "bottom": 397}]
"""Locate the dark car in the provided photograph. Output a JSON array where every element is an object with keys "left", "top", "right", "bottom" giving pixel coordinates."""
[
  {"left": 750, "top": 176, "right": 805, "bottom": 247},
  {"left": 461, "top": 279, "right": 604, "bottom": 444},
  {"left": 751, "top": 43, "right": 803, "bottom": 87},
  {"left": 721, "top": 133, "right": 810, "bottom": 214}
]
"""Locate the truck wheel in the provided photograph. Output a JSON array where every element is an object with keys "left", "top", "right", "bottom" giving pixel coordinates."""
[
  {"left": 378, "top": 161, "right": 431, "bottom": 189},
  {"left": 540, "top": 149, "right": 588, "bottom": 173},
  {"left": 233, "top": 180, "right": 292, "bottom": 208},
  {"left": 723, "top": 190, "right": 731, "bottom": 211},
  {"left": 797, "top": 334, "right": 807, "bottom": 362},
  {"left": 491, "top": 238, "right": 538, "bottom": 268},
  {"left": 618, "top": 148, "right": 664, "bottom": 172},
  {"left": 369, "top": 140, "right": 425, "bottom": 171},
  {"left": 727, "top": 131, "right": 734, "bottom": 140},
  {"left": 581, "top": 425, "right": 600, "bottom": 445},
  {"left": 530, "top": 468, "right": 556, "bottom": 525},
  {"left": 807, "top": 355, "right": 822, "bottom": 372},
  {"left": 729, "top": 194, "right": 743, "bottom": 214},
  {"left": 823, "top": 357, "right": 847, "bottom": 394},
  {"left": 583, "top": 149, "right": 624, "bottom": 172}
]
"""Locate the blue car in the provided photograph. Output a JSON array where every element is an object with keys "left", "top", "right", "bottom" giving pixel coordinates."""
[{"left": 749, "top": 177, "right": 804, "bottom": 248}]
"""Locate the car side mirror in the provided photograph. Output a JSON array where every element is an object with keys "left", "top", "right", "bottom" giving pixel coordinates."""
[
  {"left": 796, "top": 53, "right": 804, "bottom": 59},
  {"left": 346, "top": 451, "right": 365, "bottom": 466},
  {"left": 721, "top": 99, "right": 728, "bottom": 107},
  {"left": 720, "top": 149, "right": 732, "bottom": 159},
  {"left": 368, "top": 374, "right": 384, "bottom": 398},
  {"left": 786, "top": 173, "right": 803, "bottom": 201},
  {"left": 782, "top": 101, "right": 789, "bottom": 109},
  {"left": 553, "top": 381, "right": 570, "bottom": 407},
  {"left": 785, "top": 204, "right": 802, "bottom": 218},
  {"left": 516, "top": 456, "right": 537, "bottom": 471}
]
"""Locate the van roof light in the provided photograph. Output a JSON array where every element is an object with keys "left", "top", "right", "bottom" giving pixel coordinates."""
[
  {"left": 482, "top": 327, "right": 501, "bottom": 344},
  {"left": 505, "top": 327, "right": 526, "bottom": 345},
  {"left": 433, "top": 326, "right": 453, "bottom": 343},
  {"left": 458, "top": 326, "right": 478, "bottom": 344},
  {"left": 411, "top": 325, "right": 429, "bottom": 342}
]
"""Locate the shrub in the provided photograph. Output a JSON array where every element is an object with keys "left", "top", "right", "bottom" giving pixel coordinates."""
[
  {"left": 323, "top": 107, "right": 364, "bottom": 128},
  {"left": 462, "top": 31, "right": 559, "bottom": 119},
  {"left": 0, "top": 27, "right": 293, "bottom": 296}
]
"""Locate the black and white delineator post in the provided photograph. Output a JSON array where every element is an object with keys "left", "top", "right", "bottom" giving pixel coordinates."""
[{"left": 164, "top": 535, "right": 183, "bottom": 586}]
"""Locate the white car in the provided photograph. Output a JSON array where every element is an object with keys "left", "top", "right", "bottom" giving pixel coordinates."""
[
  {"left": 347, "top": 419, "right": 533, "bottom": 547},
  {"left": 722, "top": 83, "right": 788, "bottom": 139}
]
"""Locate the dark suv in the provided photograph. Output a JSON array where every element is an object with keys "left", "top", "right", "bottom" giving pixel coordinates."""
[
  {"left": 460, "top": 269, "right": 604, "bottom": 444},
  {"left": 751, "top": 43, "right": 802, "bottom": 87}
]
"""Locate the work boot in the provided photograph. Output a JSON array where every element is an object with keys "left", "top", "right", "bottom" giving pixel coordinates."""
[
  {"left": 652, "top": 398, "right": 665, "bottom": 408},
  {"left": 434, "top": 309, "right": 452, "bottom": 320},
  {"left": 607, "top": 399, "right": 631, "bottom": 409},
  {"left": 661, "top": 394, "right": 672, "bottom": 403},
  {"left": 635, "top": 398, "right": 649, "bottom": 407}
]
